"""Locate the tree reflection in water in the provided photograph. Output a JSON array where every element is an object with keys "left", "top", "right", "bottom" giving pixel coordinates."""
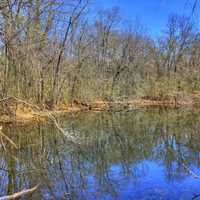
[{"left": 0, "top": 109, "right": 200, "bottom": 199}]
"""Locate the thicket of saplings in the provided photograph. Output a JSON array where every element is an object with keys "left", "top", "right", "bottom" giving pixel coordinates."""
[{"left": 0, "top": 0, "right": 200, "bottom": 109}]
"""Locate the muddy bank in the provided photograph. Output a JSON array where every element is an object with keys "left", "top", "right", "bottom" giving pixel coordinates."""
[{"left": 1, "top": 92, "right": 200, "bottom": 123}]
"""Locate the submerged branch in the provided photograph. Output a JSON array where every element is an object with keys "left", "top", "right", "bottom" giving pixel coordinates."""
[
  {"left": 181, "top": 161, "right": 200, "bottom": 179},
  {"left": 0, "top": 96, "right": 80, "bottom": 143},
  {"left": 0, "top": 130, "right": 18, "bottom": 149},
  {"left": 177, "top": 153, "right": 200, "bottom": 180},
  {"left": 0, "top": 184, "right": 39, "bottom": 200}
]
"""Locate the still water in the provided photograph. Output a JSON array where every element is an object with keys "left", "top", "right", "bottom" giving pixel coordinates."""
[{"left": 1, "top": 109, "right": 200, "bottom": 200}]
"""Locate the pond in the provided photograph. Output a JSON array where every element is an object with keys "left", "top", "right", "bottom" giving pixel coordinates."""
[{"left": 1, "top": 108, "right": 200, "bottom": 200}]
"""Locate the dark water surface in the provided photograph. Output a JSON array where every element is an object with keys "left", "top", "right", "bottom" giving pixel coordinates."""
[{"left": 1, "top": 109, "right": 200, "bottom": 200}]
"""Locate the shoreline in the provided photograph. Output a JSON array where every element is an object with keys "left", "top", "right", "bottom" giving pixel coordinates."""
[{"left": 1, "top": 96, "right": 200, "bottom": 124}]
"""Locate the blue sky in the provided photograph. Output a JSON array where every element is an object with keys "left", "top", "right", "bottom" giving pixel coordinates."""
[{"left": 92, "top": 0, "right": 199, "bottom": 36}]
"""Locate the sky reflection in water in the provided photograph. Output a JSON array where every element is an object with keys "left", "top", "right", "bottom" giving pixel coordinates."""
[{"left": 1, "top": 109, "right": 200, "bottom": 200}]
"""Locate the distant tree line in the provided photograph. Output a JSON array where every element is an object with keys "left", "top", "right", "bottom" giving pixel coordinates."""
[{"left": 0, "top": 0, "right": 199, "bottom": 108}]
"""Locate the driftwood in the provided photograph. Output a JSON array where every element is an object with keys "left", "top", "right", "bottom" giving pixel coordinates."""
[{"left": 0, "top": 185, "right": 39, "bottom": 200}]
